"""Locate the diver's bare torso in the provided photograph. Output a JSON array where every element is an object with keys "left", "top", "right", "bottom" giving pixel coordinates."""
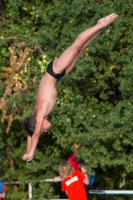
[{"left": 34, "top": 72, "right": 57, "bottom": 116}]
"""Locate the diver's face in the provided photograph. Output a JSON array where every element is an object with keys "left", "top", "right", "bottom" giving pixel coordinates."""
[{"left": 41, "top": 118, "right": 51, "bottom": 133}]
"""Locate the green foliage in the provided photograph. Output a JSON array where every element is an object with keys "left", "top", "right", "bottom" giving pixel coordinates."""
[{"left": 1, "top": 0, "right": 133, "bottom": 199}]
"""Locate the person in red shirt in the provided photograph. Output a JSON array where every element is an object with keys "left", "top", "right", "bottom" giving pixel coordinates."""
[
  {"left": 67, "top": 143, "right": 80, "bottom": 171},
  {"left": 67, "top": 143, "right": 96, "bottom": 188},
  {"left": 54, "top": 143, "right": 80, "bottom": 182},
  {"left": 59, "top": 161, "right": 89, "bottom": 200},
  {"left": 0, "top": 183, "right": 7, "bottom": 200},
  {"left": 54, "top": 143, "right": 96, "bottom": 188}
]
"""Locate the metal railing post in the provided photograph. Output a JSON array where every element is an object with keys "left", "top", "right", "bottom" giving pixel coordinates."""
[{"left": 28, "top": 182, "right": 32, "bottom": 199}]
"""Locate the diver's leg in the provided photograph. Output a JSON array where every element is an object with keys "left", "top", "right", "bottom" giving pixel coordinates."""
[{"left": 53, "top": 13, "right": 118, "bottom": 74}]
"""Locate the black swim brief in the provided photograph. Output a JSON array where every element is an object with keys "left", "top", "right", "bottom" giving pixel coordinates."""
[{"left": 46, "top": 60, "right": 65, "bottom": 82}]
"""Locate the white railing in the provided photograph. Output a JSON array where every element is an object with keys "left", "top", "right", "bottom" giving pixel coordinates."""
[
  {"left": 5, "top": 178, "right": 69, "bottom": 199},
  {"left": 5, "top": 180, "right": 133, "bottom": 199},
  {"left": 89, "top": 190, "right": 133, "bottom": 195}
]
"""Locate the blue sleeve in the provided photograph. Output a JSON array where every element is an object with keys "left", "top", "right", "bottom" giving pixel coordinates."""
[{"left": 0, "top": 181, "right": 4, "bottom": 194}]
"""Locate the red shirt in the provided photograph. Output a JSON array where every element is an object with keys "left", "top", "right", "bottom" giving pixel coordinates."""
[
  {"left": 62, "top": 171, "right": 88, "bottom": 200},
  {"left": 67, "top": 154, "right": 80, "bottom": 171}
]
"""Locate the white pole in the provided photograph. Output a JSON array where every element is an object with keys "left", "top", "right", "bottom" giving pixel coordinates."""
[
  {"left": 44, "top": 178, "right": 62, "bottom": 182},
  {"left": 4, "top": 178, "right": 62, "bottom": 185},
  {"left": 28, "top": 183, "right": 32, "bottom": 199},
  {"left": 89, "top": 190, "right": 133, "bottom": 195}
]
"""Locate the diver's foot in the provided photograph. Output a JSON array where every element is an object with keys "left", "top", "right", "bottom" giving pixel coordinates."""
[{"left": 97, "top": 13, "right": 118, "bottom": 29}]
